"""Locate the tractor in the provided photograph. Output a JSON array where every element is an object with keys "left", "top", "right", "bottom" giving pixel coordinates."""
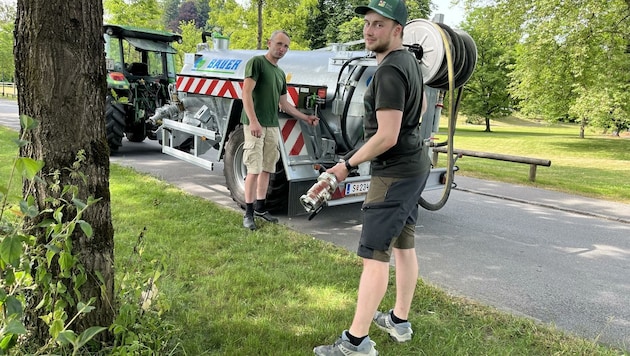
[{"left": 103, "top": 24, "right": 182, "bottom": 152}]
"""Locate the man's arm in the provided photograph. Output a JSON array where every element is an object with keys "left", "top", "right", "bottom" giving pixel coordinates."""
[
  {"left": 242, "top": 77, "right": 263, "bottom": 137},
  {"left": 328, "top": 109, "right": 402, "bottom": 181},
  {"left": 279, "top": 93, "right": 319, "bottom": 126}
]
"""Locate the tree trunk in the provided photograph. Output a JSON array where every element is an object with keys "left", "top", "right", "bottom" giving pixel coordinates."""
[
  {"left": 257, "top": 0, "right": 264, "bottom": 49},
  {"left": 15, "top": 0, "right": 114, "bottom": 346},
  {"left": 484, "top": 117, "right": 492, "bottom": 132}
]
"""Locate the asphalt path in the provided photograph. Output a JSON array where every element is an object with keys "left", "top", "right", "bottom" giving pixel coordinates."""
[{"left": 1, "top": 99, "right": 629, "bottom": 352}]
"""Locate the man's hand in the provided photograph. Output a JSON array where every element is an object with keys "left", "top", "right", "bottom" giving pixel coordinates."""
[
  {"left": 327, "top": 161, "right": 349, "bottom": 183},
  {"left": 249, "top": 121, "right": 263, "bottom": 138},
  {"left": 304, "top": 114, "right": 320, "bottom": 126}
]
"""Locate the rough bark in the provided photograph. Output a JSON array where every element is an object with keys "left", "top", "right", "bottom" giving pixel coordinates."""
[{"left": 14, "top": 0, "right": 114, "bottom": 346}]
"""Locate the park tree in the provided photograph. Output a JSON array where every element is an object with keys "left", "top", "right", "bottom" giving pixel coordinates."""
[
  {"left": 464, "top": 0, "right": 630, "bottom": 136},
  {"left": 0, "top": 3, "right": 15, "bottom": 85},
  {"left": 163, "top": 0, "right": 182, "bottom": 31},
  {"left": 459, "top": 6, "right": 514, "bottom": 132},
  {"left": 207, "top": 0, "right": 317, "bottom": 50},
  {"left": 104, "top": 0, "right": 163, "bottom": 29},
  {"left": 195, "top": 0, "right": 210, "bottom": 29},
  {"left": 175, "top": 1, "right": 200, "bottom": 31},
  {"left": 14, "top": 0, "right": 114, "bottom": 346}
]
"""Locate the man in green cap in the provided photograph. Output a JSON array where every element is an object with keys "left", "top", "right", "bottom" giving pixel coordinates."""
[{"left": 314, "top": 0, "right": 430, "bottom": 354}]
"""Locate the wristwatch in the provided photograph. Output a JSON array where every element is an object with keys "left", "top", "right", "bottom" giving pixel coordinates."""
[{"left": 344, "top": 160, "right": 356, "bottom": 172}]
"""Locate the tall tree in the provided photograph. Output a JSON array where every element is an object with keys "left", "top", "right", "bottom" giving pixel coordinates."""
[
  {"left": 208, "top": 0, "right": 316, "bottom": 49},
  {"left": 0, "top": 3, "right": 15, "bottom": 84},
  {"left": 175, "top": 1, "right": 200, "bottom": 31},
  {"left": 195, "top": 0, "right": 210, "bottom": 29},
  {"left": 465, "top": 0, "right": 630, "bottom": 135},
  {"left": 163, "top": 0, "right": 181, "bottom": 31},
  {"left": 459, "top": 6, "right": 514, "bottom": 132},
  {"left": 104, "top": 0, "right": 164, "bottom": 29},
  {"left": 15, "top": 0, "right": 114, "bottom": 346}
]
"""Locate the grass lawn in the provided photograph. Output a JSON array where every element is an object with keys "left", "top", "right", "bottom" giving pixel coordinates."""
[
  {"left": 435, "top": 116, "right": 630, "bottom": 203},
  {"left": 1, "top": 121, "right": 629, "bottom": 355}
]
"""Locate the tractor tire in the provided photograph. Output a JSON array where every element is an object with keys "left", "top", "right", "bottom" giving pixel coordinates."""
[
  {"left": 223, "top": 125, "right": 288, "bottom": 212},
  {"left": 105, "top": 95, "right": 126, "bottom": 152},
  {"left": 126, "top": 123, "right": 146, "bottom": 142},
  {"left": 224, "top": 127, "right": 247, "bottom": 208}
]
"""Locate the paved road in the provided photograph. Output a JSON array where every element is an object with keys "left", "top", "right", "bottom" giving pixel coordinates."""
[{"left": 1, "top": 99, "right": 629, "bottom": 352}]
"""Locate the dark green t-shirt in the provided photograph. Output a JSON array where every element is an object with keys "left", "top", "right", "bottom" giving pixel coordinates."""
[
  {"left": 240, "top": 55, "right": 287, "bottom": 127},
  {"left": 363, "top": 49, "right": 429, "bottom": 178}
]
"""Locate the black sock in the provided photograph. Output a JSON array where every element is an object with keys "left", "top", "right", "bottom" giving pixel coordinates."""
[
  {"left": 391, "top": 310, "right": 407, "bottom": 324},
  {"left": 344, "top": 330, "right": 367, "bottom": 347},
  {"left": 245, "top": 203, "right": 254, "bottom": 216},
  {"left": 254, "top": 199, "right": 265, "bottom": 212}
]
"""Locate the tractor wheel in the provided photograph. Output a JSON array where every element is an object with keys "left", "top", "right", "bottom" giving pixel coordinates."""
[
  {"left": 126, "top": 122, "right": 146, "bottom": 142},
  {"left": 224, "top": 126, "right": 247, "bottom": 208},
  {"left": 105, "top": 95, "right": 126, "bottom": 152},
  {"left": 223, "top": 125, "right": 288, "bottom": 212},
  {"left": 265, "top": 162, "right": 289, "bottom": 213}
]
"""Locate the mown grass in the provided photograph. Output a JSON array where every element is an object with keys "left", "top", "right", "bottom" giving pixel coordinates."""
[
  {"left": 435, "top": 117, "right": 630, "bottom": 203},
  {"left": 1, "top": 123, "right": 628, "bottom": 355}
]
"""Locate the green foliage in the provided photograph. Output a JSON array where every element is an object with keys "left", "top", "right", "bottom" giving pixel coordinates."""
[
  {"left": 459, "top": 7, "right": 514, "bottom": 128},
  {"left": 104, "top": 0, "right": 164, "bottom": 29},
  {"left": 0, "top": 3, "right": 15, "bottom": 82},
  {"left": 1, "top": 121, "right": 177, "bottom": 355},
  {"left": 208, "top": 0, "right": 320, "bottom": 49},
  {"left": 462, "top": 0, "right": 630, "bottom": 132},
  {"left": 105, "top": 228, "right": 181, "bottom": 355},
  {"left": 0, "top": 118, "right": 106, "bottom": 355},
  {"left": 172, "top": 21, "right": 203, "bottom": 69}
]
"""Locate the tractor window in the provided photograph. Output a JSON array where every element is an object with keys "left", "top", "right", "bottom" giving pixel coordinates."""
[
  {"left": 124, "top": 46, "right": 165, "bottom": 77},
  {"left": 146, "top": 51, "right": 165, "bottom": 77},
  {"left": 104, "top": 34, "right": 124, "bottom": 72}
]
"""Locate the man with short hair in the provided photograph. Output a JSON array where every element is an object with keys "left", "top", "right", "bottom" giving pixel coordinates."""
[
  {"left": 241, "top": 30, "right": 319, "bottom": 230},
  {"left": 313, "top": 0, "right": 429, "bottom": 354}
]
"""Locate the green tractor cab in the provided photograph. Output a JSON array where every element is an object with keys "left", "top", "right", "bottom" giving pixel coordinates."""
[{"left": 103, "top": 24, "right": 182, "bottom": 151}]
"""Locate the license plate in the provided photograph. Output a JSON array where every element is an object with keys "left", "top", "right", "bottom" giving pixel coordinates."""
[{"left": 345, "top": 181, "right": 370, "bottom": 196}]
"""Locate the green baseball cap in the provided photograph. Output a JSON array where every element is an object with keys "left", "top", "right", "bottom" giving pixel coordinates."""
[{"left": 355, "top": 0, "right": 408, "bottom": 26}]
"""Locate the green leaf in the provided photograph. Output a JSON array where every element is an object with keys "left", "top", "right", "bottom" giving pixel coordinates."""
[
  {"left": 0, "top": 334, "right": 17, "bottom": 351},
  {"left": 5, "top": 296, "right": 23, "bottom": 317},
  {"left": 45, "top": 248, "right": 56, "bottom": 267},
  {"left": 56, "top": 281, "right": 67, "bottom": 294},
  {"left": 49, "top": 318, "right": 64, "bottom": 339},
  {"left": 19, "top": 115, "right": 38, "bottom": 130},
  {"left": 77, "top": 301, "right": 96, "bottom": 314},
  {"left": 59, "top": 252, "right": 75, "bottom": 275},
  {"left": 19, "top": 199, "right": 39, "bottom": 218},
  {"left": 76, "top": 326, "right": 107, "bottom": 348},
  {"left": 53, "top": 206, "right": 64, "bottom": 223},
  {"left": 72, "top": 198, "right": 87, "bottom": 210},
  {"left": 56, "top": 330, "right": 77, "bottom": 346},
  {"left": 2, "top": 268, "right": 14, "bottom": 285},
  {"left": 0, "top": 234, "right": 22, "bottom": 266},
  {"left": 3, "top": 319, "right": 27, "bottom": 335},
  {"left": 11, "top": 138, "right": 30, "bottom": 148},
  {"left": 78, "top": 220, "right": 93, "bottom": 238},
  {"left": 14, "top": 157, "right": 44, "bottom": 180}
]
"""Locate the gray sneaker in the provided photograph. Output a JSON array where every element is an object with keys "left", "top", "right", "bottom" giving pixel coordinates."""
[
  {"left": 373, "top": 310, "right": 413, "bottom": 342},
  {"left": 313, "top": 330, "right": 378, "bottom": 355}
]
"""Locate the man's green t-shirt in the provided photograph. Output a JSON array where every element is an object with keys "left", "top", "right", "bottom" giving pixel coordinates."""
[{"left": 240, "top": 55, "right": 287, "bottom": 127}]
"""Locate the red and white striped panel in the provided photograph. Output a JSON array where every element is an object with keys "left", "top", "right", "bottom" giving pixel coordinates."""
[
  {"left": 176, "top": 75, "right": 300, "bottom": 106},
  {"left": 280, "top": 119, "right": 307, "bottom": 156}
]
